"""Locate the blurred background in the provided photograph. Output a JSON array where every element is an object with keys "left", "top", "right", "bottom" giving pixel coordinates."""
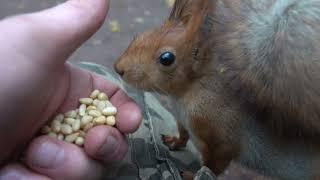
[{"left": 0, "top": 0, "right": 174, "bottom": 68}]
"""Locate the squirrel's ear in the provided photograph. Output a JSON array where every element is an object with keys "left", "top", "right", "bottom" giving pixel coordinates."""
[
  {"left": 169, "top": 0, "right": 193, "bottom": 24},
  {"left": 169, "top": 0, "right": 215, "bottom": 27}
]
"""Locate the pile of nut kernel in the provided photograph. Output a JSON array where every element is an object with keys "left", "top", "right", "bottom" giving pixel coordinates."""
[{"left": 40, "top": 89, "right": 117, "bottom": 147}]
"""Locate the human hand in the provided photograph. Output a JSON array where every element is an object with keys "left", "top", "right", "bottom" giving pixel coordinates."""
[{"left": 0, "top": 0, "right": 142, "bottom": 179}]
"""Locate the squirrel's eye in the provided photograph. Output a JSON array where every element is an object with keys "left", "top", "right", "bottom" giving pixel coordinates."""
[{"left": 159, "top": 52, "right": 175, "bottom": 66}]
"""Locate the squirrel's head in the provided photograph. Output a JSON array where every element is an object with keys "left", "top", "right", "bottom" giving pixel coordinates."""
[{"left": 115, "top": 0, "right": 215, "bottom": 95}]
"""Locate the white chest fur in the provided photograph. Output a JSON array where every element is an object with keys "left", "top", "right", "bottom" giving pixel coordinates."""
[{"left": 169, "top": 97, "right": 204, "bottom": 162}]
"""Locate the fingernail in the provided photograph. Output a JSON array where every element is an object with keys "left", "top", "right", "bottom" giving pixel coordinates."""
[
  {"left": 30, "top": 141, "right": 65, "bottom": 169},
  {"left": 98, "top": 135, "right": 118, "bottom": 157}
]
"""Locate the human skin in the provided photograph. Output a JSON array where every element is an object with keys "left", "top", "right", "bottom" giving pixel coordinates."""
[{"left": 0, "top": 0, "right": 142, "bottom": 179}]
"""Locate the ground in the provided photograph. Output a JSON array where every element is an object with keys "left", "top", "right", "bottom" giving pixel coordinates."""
[{"left": 0, "top": 0, "right": 171, "bottom": 68}]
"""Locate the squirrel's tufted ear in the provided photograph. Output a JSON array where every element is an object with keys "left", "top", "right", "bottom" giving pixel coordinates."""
[
  {"left": 168, "top": 0, "right": 216, "bottom": 40},
  {"left": 169, "top": 0, "right": 216, "bottom": 26},
  {"left": 168, "top": 0, "right": 193, "bottom": 24}
]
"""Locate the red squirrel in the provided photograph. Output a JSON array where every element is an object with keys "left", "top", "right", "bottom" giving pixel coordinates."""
[{"left": 115, "top": 0, "right": 320, "bottom": 179}]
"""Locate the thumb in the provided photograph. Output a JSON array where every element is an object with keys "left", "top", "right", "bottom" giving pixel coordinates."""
[{"left": 0, "top": 0, "right": 109, "bottom": 66}]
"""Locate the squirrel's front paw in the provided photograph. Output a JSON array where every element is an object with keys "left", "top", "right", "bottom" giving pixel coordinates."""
[{"left": 161, "top": 134, "right": 187, "bottom": 150}]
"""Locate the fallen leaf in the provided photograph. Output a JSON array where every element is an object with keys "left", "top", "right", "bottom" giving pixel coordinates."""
[
  {"left": 219, "top": 67, "right": 226, "bottom": 74},
  {"left": 109, "top": 20, "right": 120, "bottom": 32}
]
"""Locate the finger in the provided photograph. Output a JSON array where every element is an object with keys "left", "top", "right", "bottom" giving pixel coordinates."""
[
  {"left": 25, "top": 136, "right": 105, "bottom": 180},
  {"left": 92, "top": 73, "right": 143, "bottom": 133},
  {"left": 84, "top": 126, "right": 128, "bottom": 162},
  {"left": 0, "top": 0, "right": 110, "bottom": 67},
  {"left": 0, "top": 164, "right": 51, "bottom": 180},
  {"left": 56, "top": 64, "right": 119, "bottom": 112}
]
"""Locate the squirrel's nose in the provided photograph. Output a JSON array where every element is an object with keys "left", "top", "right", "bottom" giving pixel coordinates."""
[{"left": 114, "top": 63, "right": 124, "bottom": 76}]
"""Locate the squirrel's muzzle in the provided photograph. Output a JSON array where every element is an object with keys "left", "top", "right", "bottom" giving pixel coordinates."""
[{"left": 114, "top": 62, "right": 124, "bottom": 76}]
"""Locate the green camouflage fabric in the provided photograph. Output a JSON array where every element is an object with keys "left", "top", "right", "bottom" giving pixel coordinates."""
[{"left": 75, "top": 62, "right": 217, "bottom": 180}]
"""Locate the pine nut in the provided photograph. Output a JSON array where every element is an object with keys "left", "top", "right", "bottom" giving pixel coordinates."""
[
  {"left": 86, "top": 105, "right": 97, "bottom": 111},
  {"left": 90, "top": 89, "right": 100, "bottom": 99},
  {"left": 61, "top": 124, "right": 73, "bottom": 135},
  {"left": 51, "top": 120, "right": 61, "bottom": 133},
  {"left": 65, "top": 133, "right": 79, "bottom": 143},
  {"left": 102, "top": 107, "right": 117, "bottom": 116},
  {"left": 75, "top": 137, "right": 85, "bottom": 146},
  {"left": 54, "top": 114, "right": 64, "bottom": 122},
  {"left": 79, "top": 98, "right": 93, "bottom": 105},
  {"left": 97, "top": 101, "right": 106, "bottom": 111},
  {"left": 106, "top": 116, "right": 116, "bottom": 126},
  {"left": 98, "top": 92, "right": 108, "bottom": 101},
  {"left": 79, "top": 104, "right": 86, "bottom": 116},
  {"left": 105, "top": 101, "right": 113, "bottom": 107},
  {"left": 72, "top": 119, "right": 81, "bottom": 131},
  {"left": 40, "top": 89, "right": 118, "bottom": 147},
  {"left": 94, "top": 116, "right": 107, "bottom": 125},
  {"left": 65, "top": 110, "right": 77, "bottom": 118},
  {"left": 81, "top": 115, "right": 93, "bottom": 127},
  {"left": 93, "top": 99, "right": 100, "bottom": 106},
  {"left": 65, "top": 118, "right": 75, "bottom": 125},
  {"left": 88, "top": 110, "right": 102, "bottom": 117}
]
